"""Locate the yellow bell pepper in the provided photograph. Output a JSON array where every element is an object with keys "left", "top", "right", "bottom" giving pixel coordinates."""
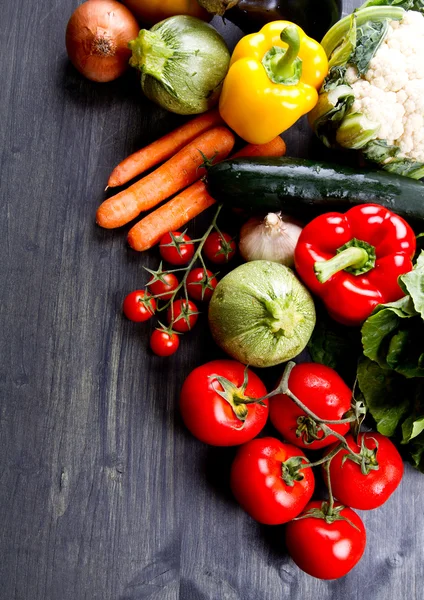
[{"left": 219, "top": 22, "right": 329, "bottom": 144}]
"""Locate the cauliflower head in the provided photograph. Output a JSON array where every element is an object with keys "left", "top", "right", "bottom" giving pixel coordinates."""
[{"left": 310, "top": 3, "right": 424, "bottom": 179}]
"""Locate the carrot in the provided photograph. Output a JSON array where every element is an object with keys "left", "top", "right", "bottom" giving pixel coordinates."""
[
  {"left": 127, "top": 136, "right": 287, "bottom": 251},
  {"left": 96, "top": 126, "right": 235, "bottom": 229},
  {"left": 107, "top": 109, "right": 223, "bottom": 188}
]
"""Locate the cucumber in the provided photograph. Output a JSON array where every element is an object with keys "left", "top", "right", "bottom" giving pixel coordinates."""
[{"left": 206, "top": 157, "right": 424, "bottom": 224}]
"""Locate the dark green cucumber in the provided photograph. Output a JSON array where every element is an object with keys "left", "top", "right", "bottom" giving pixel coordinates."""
[{"left": 206, "top": 157, "right": 424, "bottom": 224}]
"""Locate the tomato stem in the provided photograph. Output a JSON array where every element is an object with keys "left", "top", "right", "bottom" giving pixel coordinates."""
[{"left": 154, "top": 203, "right": 223, "bottom": 313}]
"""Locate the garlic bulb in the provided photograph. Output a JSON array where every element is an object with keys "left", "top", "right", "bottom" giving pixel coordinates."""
[{"left": 239, "top": 213, "right": 303, "bottom": 266}]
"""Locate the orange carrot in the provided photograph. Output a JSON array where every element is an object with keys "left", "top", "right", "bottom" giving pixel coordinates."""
[
  {"left": 107, "top": 109, "right": 223, "bottom": 188},
  {"left": 127, "top": 136, "right": 287, "bottom": 251},
  {"left": 96, "top": 126, "right": 235, "bottom": 229}
]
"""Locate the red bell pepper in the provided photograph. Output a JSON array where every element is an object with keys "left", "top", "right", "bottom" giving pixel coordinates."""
[{"left": 294, "top": 204, "right": 416, "bottom": 326}]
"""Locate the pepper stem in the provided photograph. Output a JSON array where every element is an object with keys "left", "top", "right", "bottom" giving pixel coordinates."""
[
  {"left": 314, "top": 238, "right": 376, "bottom": 283},
  {"left": 261, "top": 25, "right": 303, "bottom": 86}
]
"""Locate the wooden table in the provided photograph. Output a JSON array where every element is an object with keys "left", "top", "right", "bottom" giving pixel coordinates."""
[{"left": 1, "top": 1, "right": 423, "bottom": 598}]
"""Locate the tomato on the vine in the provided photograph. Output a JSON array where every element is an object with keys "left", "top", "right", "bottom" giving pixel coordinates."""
[
  {"left": 325, "top": 432, "right": 404, "bottom": 510},
  {"left": 269, "top": 362, "right": 352, "bottom": 450},
  {"left": 147, "top": 272, "right": 179, "bottom": 300},
  {"left": 180, "top": 360, "right": 268, "bottom": 446},
  {"left": 285, "top": 500, "right": 366, "bottom": 580},
  {"left": 203, "top": 231, "right": 236, "bottom": 264},
  {"left": 186, "top": 268, "right": 218, "bottom": 302},
  {"left": 230, "top": 437, "right": 315, "bottom": 525},
  {"left": 123, "top": 290, "right": 156, "bottom": 322},
  {"left": 167, "top": 299, "right": 199, "bottom": 332},
  {"left": 150, "top": 329, "right": 179, "bottom": 357},
  {"left": 159, "top": 231, "right": 194, "bottom": 265}
]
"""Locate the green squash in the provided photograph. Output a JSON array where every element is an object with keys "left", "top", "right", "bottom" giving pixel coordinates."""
[
  {"left": 208, "top": 261, "right": 316, "bottom": 368},
  {"left": 129, "top": 16, "right": 230, "bottom": 115}
]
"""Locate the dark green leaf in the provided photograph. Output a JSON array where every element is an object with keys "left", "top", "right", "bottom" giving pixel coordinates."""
[
  {"left": 402, "top": 415, "right": 424, "bottom": 443},
  {"left": 357, "top": 357, "right": 411, "bottom": 436},
  {"left": 308, "top": 304, "right": 361, "bottom": 386},
  {"left": 363, "top": 139, "right": 400, "bottom": 164},
  {"left": 350, "top": 19, "right": 389, "bottom": 75},
  {"left": 382, "top": 157, "right": 424, "bottom": 179}
]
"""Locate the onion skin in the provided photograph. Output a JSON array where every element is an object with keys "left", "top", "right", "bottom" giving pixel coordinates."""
[
  {"left": 121, "top": 0, "right": 209, "bottom": 24},
  {"left": 65, "top": 0, "right": 140, "bottom": 83}
]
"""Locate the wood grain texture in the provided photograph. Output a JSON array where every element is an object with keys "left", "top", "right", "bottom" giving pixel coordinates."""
[{"left": 1, "top": 1, "right": 423, "bottom": 599}]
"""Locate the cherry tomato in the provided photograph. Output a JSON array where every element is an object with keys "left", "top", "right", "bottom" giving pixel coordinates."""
[
  {"left": 150, "top": 329, "right": 179, "bottom": 357},
  {"left": 167, "top": 299, "right": 199, "bottom": 332},
  {"left": 180, "top": 360, "right": 268, "bottom": 446},
  {"left": 230, "top": 437, "right": 315, "bottom": 525},
  {"left": 147, "top": 272, "right": 179, "bottom": 301},
  {"left": 325, "top": 432, "right": 404, "bottom": 510},
  {"left": 269, "top": 363, "right": 352, "bottom": 450},
  {"left": 203, "top": 231, "right": 236, "bottom": 264},
  {"left": 186, "top": 268, "right": 218, "bottom": 302},
  {"left": 159, "top": 231, "right": 194, "bottom": 265},
  {"left": 285, "top": 500, "right": 366, "bottom": 580},
  {"left": 123, "top": 290, "right": 156, "bottom": 322}
]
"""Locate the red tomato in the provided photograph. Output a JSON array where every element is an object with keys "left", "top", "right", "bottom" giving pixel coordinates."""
[
  {"left": 285, "top": 500, "right": 366, "bottom": 579},
  {"left": 159, "top": 231, "right": 194, "bottom": 265},
  {"left": 123, "top": 290, "right": 156, "bottom": 322},
  {"left": 186, "top": 268, "right": 218, "bottom": 302},
  {"left": 150, "top": 329, "right": 179, "bottom": 357},
  {"left": 325, "top": 432, "right": 404, "bottom": 510},
  {"left": 167, "top": 299, "right": 199, "bottom": 332},
  {"left": 230, "top": 437, "right": 315, "bottom": 525},
  {"left": 203, "top": 231, "right": 236, "bottom": 264},
  {"left": 180, "top": 360, "right": 268, "bottom": 446},
  {"left": 147, "top": 272, "right": 179, "bottom": 301},
  {"left": 269, "top": 363, "right": 352, "bottom": 450}
]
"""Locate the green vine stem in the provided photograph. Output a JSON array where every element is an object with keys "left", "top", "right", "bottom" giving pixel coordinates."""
[
  {"left": 145, "top": 203, "right": 223, "bottom": 324},
  {"left": 258, "top": 361, "right": 364, "bottom": 464}
]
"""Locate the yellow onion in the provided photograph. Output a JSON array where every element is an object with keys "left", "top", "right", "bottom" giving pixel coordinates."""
[{"left": 65, "top": 0, "right": 140, "bottom": 82}]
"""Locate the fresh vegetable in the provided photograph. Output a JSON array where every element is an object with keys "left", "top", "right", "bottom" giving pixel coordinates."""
[
  {"left": 198, "top": 0, "right": 341, "bottom": 42},
  {"left": 146, "top": 269, "right": 179, "bottom": 301},
  {"left": 150, "top": 327, "right": 180, "bottom": 356},
  {"left": 123, "top": 290, "right": 156, "bottom": 322},
  {"left": 308, "top": 252, "right": 424, "bottom": 471},
  {"left": 269, "top": 362, "right": 352, "bottom": 450},
  {"left": 208, "top": 261, "right": 316, "bottom": 368},
  {"left": 310, "top": 3, "right": 424, "bottom": 178},
  {"left": 295, "top": 204, "right": 416, "bottom": 326},
  {"left": 65, "top": 0, "right": 140, "bottom": 82},
  {"left": 129, "top": 16, "right": 230, "bottom": 115},
  {"left": 230, "top": 437, "right": 315, "bottom": 525},
  {"left": 325, "top": 432, "right": 404, "bottom": 510},
  {"left": 96, "top": 126, "right": 235, "bottom": 229},
  {"left": 121, "top": 0, "right": 209, "bottom": 24},
  {"left": 203, "top": 232, "right": 236, "bottom": 264},
  {"left": 107, "top": 110, "right": 223, "bottom": 188},
  {"left": 180, "top": 360, "right": 268, "bottom": 446},
  {"left": 167, "top": 299, "right": 199, "bottom": 332},
  {"left": 127, "top": 136, "right": 286, "bottom": 252},
  {"left": 239, "top": 212, "right": 302, "bottom": 266},
  {"left": 159, "top": 231, "right": 195, "bottom": 266},
  {"left": 186, "top": 268, "right": 218, "bottom": 302},
  {"left": 206, "top": 157, "right": 424, "bottom": 224},
  {"left": 285, "top": 500, "right": 366, "bottom": 580},
  {"left": 219, "top": 22, "right": 328, "bottom": 144}
]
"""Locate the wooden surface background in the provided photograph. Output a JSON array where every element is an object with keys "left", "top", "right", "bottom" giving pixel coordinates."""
[{"left": 1, "top": 1, "right": 424, "bottom": 598}]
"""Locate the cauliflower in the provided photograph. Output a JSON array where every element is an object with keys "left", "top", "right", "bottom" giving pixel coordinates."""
[{"left": 309, "top": 3, "right": 424, "bottom": 179}]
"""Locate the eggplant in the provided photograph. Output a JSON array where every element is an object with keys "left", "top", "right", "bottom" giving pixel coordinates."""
[{"left": 200, "top": 0, "right": 342, "bottom": 41}]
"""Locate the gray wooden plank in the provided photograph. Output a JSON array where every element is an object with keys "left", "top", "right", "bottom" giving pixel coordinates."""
[{"left": 1, "top": 1, "right": 424, "bottom": 599}]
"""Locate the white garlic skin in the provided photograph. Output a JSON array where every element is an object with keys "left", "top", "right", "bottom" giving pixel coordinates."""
[{"left": 239, "top": 212, "right": 303, "bottom": 267}]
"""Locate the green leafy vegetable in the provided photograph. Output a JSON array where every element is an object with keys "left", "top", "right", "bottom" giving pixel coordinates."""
[
  {"left": 356, "top": 356, "right": 411, "bottom": 436},
  {"left": 350, "top": 19, "right": 389, "bottom": 74}
]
